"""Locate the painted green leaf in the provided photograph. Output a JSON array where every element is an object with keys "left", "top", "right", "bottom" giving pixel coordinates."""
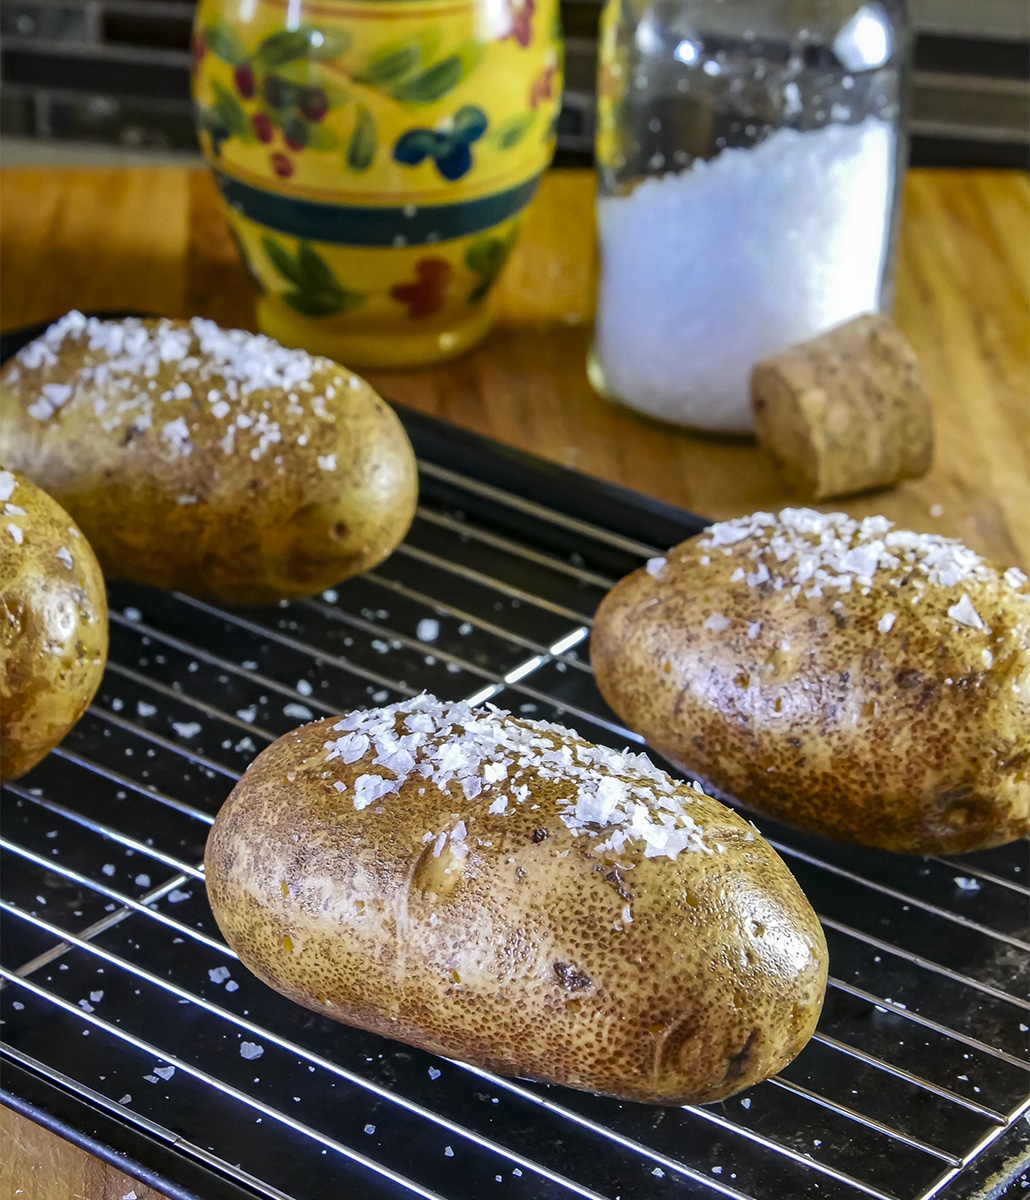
[
  {"left": 282, "top": 287, "right": 364, "bottom": 316},
  {"left": 465, "top": 236, "right": 508, "bottom": 276},
  {"left": 295, "top": 242, "right": 339, "bottom": 293},
  {"left": 262, "top": 236, "right": 308, "bottom": 287},
  {"left": 354, "top": 29, "right": 441, "bottom": 85},
  {"left": 264, "top": 237, "right": 364, "bottom": 316},
  {"left": 210, "top": 80, "right": 252, "bottom": 139},
  {"left": 389, "top": 55, "right": 462, "bottom": 104},
  {"left": 347, "top": 106, "right": 377, "bottom": 171},
  {"left": 257, "top": 26, "right": 348, "bottom": 69},
  {"left": 468, "top": 277, "right": 494, "bottom": 303},
  {"left": 361, "top": 44, "right": 422, "bottom": 85},
  {"left": 465, "top": 228, "right": 517, "bottom": 302},
  {"left": 273, "top": 59, "right": 317, "bottom": 86},
  {"left": 204, "top": 21, "right": 247, "bottom": 67},
  {"left": 493, "top": 111, "right": 535, "bottom": 150}
]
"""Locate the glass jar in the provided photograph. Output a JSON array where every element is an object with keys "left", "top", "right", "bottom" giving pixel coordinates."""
[{"left": 589, "top": 0, "right": 910, "bottom": 433}]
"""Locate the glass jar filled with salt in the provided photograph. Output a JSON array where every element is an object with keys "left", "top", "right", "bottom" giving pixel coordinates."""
[{"left": 589, "top": 0, "right": 910, "bottom": 433}]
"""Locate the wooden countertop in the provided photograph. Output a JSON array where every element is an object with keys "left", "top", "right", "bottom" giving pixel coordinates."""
[
  {"left": 0, "top": 164, "right": 1027, "bottom": 1199},
  {"left": 1, "top": 166, "right": 1028, "bottom": 567}
]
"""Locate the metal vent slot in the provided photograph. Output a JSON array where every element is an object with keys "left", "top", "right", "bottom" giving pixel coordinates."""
[{"left": 1, "top": 407, "right": 1027, "bottom": 1200}]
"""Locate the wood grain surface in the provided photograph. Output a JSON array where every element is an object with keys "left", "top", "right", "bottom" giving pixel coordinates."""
[
  {"left": 1, "top": 166, "right": 1027, "bottom": 572},
  {"left": 0, "top": 163, "right": 1027, "bottom": 1198},
  {"left": 1, "top": 1105, "right": 168, "bottom": 1200}
]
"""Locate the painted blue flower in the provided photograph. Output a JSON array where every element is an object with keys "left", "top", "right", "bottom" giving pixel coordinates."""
[{"left": 393, "top": 106, "right": 488, "bottom": 181}]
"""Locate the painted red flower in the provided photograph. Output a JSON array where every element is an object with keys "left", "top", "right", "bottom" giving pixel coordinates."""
[
  {"left": 391, "top": 258, "right": 453, "bottom": 318},
  {"left": 529, "top": 64, "right": 556, "bottom": 108},
  {"left": 506, "top": 0, "right": 535, "bottom": 48},
  {"left": 234, "top": 63, "right": 255, "bottom": 99},
  {"left": 190, "top": 30, "right": 206, "bottom": 71},
  {"left": 252, "top": 112, "right": 274, "bottom": 143},
  {"left": 270, "top": 152, "right": 293, "bottom": 178}
]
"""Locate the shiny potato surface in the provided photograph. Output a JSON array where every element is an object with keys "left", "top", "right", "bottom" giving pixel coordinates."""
[
  {"left": 0, "top": 312, "right": 418, "bottom": 605},
  {"left": 0, "top": 468, "right": 108, "bottom": 782},
  {"left": 591, "top": 508, "right": 1030, "bottom": 855},
  {"left": 205, "top": 695, "right": 827, "bottom": 1105}
]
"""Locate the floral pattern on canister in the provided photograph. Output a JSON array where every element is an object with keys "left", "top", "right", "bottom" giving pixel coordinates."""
[
  {"left": 391, "top": 258, "right": 454, "bottom": 317},
  {"left": 192, "top": 0, "right": 562, "bottom": 365},
  {"left": 393, "top": 107, "right": 488, "bottom": 181}
]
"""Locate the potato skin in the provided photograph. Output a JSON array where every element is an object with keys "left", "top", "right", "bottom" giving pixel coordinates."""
[
  {"left": 205, "top": 698, "right": 827, "bottom": 1105},
  {"left": 591, "top": 510, "right": 1030, "bottom": 855},
  {"left": 0, "top": 469, "right": 108, "bottom": 782},
  {"left": 0, "top": 313, "right": 418, "bottom": 605}
]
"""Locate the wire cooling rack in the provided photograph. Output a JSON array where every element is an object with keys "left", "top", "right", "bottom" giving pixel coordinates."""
[{"left": 1, "top": 330, "right": 1028, "bottom": 1200}]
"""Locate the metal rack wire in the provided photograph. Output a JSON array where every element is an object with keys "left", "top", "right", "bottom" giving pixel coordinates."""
[{"left": 1, "top": 409, "right": 1027, "bottom": 1200}]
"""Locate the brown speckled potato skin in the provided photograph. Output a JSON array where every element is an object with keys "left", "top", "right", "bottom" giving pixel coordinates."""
[
  {"left": 591, "top": 543, "right": 1030, "bottom": 856},
  {"left": 0, "top": 321, "right": 418, "bottom": 605},
  {"left": 205, "top": 716, "right": 828, "bottom": 1105},
  {"left": 1, "top": 471, "right": 108, "bottom": 782}
]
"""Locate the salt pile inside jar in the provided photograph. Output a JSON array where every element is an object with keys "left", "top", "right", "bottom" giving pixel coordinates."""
[{"left": 593, "top": 116, "right": 895, "bottom": 433}]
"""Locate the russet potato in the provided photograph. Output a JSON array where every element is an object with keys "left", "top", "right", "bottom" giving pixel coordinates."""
[
  {"left": 205, "top": 695, "right": 828, "bottom": 1106},
  {"left": 591, "top": 508, "right": 1030, "bottom": 855},
  {"left": 0, "top": 312, "right": 418, "bottom": 605},
  {"left": 0, "top": 468, "right": 108, "bottom": 782}
]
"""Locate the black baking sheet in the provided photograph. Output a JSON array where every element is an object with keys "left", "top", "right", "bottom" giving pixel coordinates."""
[{"left": 1, "top": 318, "right": 1027, "bottom": 1200}]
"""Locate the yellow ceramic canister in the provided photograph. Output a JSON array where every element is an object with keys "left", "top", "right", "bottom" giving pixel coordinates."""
[{"left": 192, "top": 0, "right": 562, "bottom": 366}]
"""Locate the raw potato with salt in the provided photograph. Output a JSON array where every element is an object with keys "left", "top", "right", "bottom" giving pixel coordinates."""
[
  {"left": 591, "top": 509, "right": 1030, "bottom": 855},
  {"left": 205, "top": 695, "right": 828, "bottom": 1105},
  {"left": 0, "top": 468, "right": 108, "bottom": 782},
  {"left": 0, "top": 312, "right": 418, "bottom": 605}
]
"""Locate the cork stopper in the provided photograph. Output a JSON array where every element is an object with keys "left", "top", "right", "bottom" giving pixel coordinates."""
[{"left": 750, "top": 313, "right": 934, "bottom": 501}]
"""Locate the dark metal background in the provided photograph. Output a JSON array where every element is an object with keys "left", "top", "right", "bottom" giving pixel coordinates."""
[
  {"left": 1, "top": 324, "right": 1028, "bottom": 1200},
  {"left": 1, "top": 0, "right": 1027, "bottom": 167}
]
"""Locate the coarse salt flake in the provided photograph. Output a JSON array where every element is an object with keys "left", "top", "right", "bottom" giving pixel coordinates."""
[
  {"left": 704, "top": 612, "right": 731, "bottom": 632},
  {"left": 947, "top": 594, "right": 985, "bottom": 631},
  {"left": 353, "top": 773, "right": 398, "bottom": 810},
  {"left": 315, "top": 693, "right": 710, "bottom": 861},
  {"left": 317, "top": 453, "right": 337, "bottom": 472},
  {"left": 877, "top": 612, "right": 896, "bottom": 633},
  {"left": 7, "top": 524, "right": 24, "bottom": 545},
  {"left": 645, "top": 556, "right": 667, "bottom": 576},
  {"left": 161, "top": 417, "right": 192, "bottom": 456},
  {"left": 239, "top": 1041, "right": 264, "bottom": 1060},
  {"left": 0, "top": 471, "right": 15, "bottom": 502}
]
